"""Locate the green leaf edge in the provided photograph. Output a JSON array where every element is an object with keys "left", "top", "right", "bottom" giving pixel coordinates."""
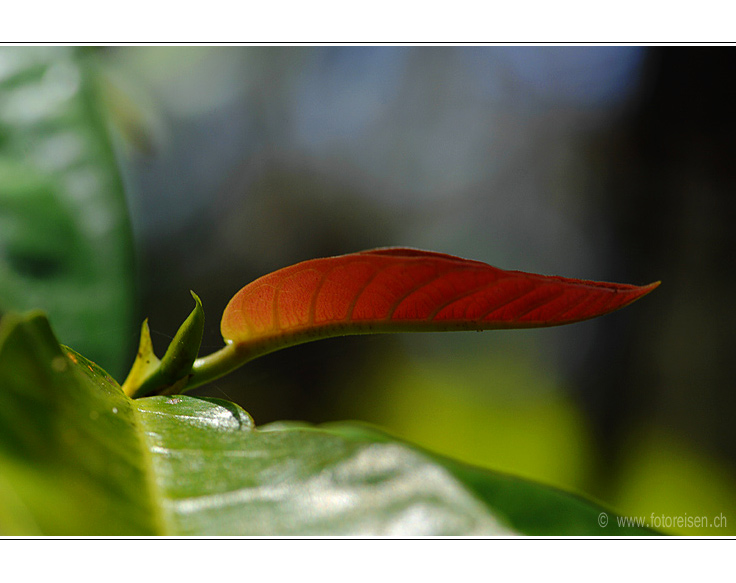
[
  {"left": 264, "top": 420, "right": 661, "bottom": 536},
  {"left": 0, "top": 311, "right": 167, "bottom": 534}
]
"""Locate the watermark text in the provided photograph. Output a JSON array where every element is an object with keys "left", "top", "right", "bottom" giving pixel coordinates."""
[{"left": 597, "top": 512, "right": 727, "bottom": 530}]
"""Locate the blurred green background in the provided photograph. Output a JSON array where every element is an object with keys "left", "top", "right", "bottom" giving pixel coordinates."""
[{"left": 2, "top": 46, "right": 735, "bottom": 535}]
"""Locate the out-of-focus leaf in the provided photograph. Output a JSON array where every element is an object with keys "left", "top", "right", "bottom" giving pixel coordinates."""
[
  {"left": 0, "top": 311, "right": 656, "bottom": 535},
  {"left": 0, "top": 311, "right": 160, "bottom": 535},
  {"left": 0, "top": 46, "right": 134, "bottom": 377}
]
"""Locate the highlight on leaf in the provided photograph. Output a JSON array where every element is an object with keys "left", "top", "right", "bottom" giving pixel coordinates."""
[{"left": 182, "top": 248, "right": 659, "bottom": 391}]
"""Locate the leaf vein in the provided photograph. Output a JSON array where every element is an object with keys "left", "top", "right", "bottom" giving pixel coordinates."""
[
  {"left": 346, "top": 264, "right": 382, "bottom": 322},
  {"left": 476, "top": 285, "right": 536, "bottom": 322},
  {"left": 428, "top": 273, "right": 507, "bottom": 320},
  {"left": 510, "top": 288, "right": 567, "bottom": 321},
  {"left": 552, "top": 289, "right": 612, "bottom": 322},
  {"left": 309, "top": 266, "right": 333, "bottom": 326},
  {"left": 387, "top": 270, "right": 445, "bottom": 321}
]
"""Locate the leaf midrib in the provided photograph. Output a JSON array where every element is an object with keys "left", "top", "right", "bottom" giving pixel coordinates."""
[{"left": 128, "top": 398, "right": 174, "bottom": 535}]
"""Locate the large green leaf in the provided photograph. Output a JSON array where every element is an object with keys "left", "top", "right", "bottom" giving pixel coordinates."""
[
  {"left": 0, "top": 46, "right": 134, "bottom": 378},
  {"left": 0, "top": 311, "right": 160, "bottom": 535},
  {"left": 0, "top": 311, "right": 656, "bottom": 535}
]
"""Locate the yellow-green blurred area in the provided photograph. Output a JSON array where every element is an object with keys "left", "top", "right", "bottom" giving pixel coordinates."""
[
  {"left": 356, "top": 351, "right": 736, "bottom": 536},
  {"left": 2, "top": 46, "right": 736, "bottom": 535}
]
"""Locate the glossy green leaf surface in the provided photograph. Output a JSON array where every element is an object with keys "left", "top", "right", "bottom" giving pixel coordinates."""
[
  {"left": 0, "top": 46, "right": 135, "bottom": 377},
  {"left": 0, "top": 312, "right": 161, "bottom": 535},
  {"left": 0, "top": 312, "right": 656, "bottom": 535}
]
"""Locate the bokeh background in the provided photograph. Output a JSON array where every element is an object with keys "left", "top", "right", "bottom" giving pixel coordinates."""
[{"left": 2, "top": 45, "right": 735, "bottom": 534}]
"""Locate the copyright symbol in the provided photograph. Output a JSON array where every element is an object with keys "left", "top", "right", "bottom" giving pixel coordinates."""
[{"left": 598, "top": 512, "right": 608, "bottom": 527}]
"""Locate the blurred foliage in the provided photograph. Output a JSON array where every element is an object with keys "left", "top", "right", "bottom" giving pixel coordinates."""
[
  {"left": 355, "top": 350, "right": 736, "bottom": 535},
  {"left": 615, "top": 428, "right": 736, "bottom": 535},
  {"left": 357, "top": 352, "right": 594, "bottom": 491},
  {"left": 0, "top": 46, "right": 135, "bottom": 378}
]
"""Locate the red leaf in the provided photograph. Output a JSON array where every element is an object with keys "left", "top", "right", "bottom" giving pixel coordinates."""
[{"left": 221, "top": 248, "right": 659, "bottom": 349}]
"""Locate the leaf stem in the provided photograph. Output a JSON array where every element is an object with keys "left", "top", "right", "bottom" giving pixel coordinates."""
[
  {"left": 183, "top": 334, "right": 306, "bottom": 392},
  {"left": 184, "top": 342, "right": 251, "bottom": 391}
]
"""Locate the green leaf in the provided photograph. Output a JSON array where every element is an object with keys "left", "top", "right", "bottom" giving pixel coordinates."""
[
  {"left": 0, "top": 311, "right": 657, "bottom": 535},
  {"left": 0, "top": 46, "right": 135, "bottom": 378},
  {"left": 122, "top": 292, "right": 204, "bottom": 398},
  {"left": 0, "top": 312, "right": 162, "bottom": 535}
]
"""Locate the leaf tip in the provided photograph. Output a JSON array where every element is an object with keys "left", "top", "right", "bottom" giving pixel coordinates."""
[{"left": 640, "top": 280, "right": 661, "bottom": 296}]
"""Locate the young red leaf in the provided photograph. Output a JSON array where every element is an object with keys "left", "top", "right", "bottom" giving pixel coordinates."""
[
  {"left": 181, "top": 248, "right": 658, "bottom": 390},
  {"left": 221, "top": 248, "right": 659, "bottom": 346}
]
